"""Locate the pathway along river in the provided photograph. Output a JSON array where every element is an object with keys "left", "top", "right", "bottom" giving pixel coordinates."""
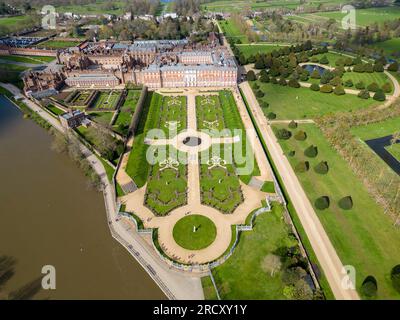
[{"left": 0, "top": 95, "right": 165, "bottom": 299}]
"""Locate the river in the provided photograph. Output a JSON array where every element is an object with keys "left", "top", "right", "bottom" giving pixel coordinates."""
[{"left": 0, "top": 95, "right": 165, "bottom": 299}]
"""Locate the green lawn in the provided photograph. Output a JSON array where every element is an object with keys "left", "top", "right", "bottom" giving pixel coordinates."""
[
  {"left": 0, "top": 55, "right": 44, "bottom": 64},
  {"left": 202, "top": 0, "right": 300, "bottom": 13},
  {"left": 113, "top": 89, "right": 141, "bottom": 135},
  {"left": 298, "top": 7, "right": 400, "bottom": 27},
  {"left": 219, "top": 19, "right": 248, "bottom": 43},
  {"left": 351, "top": 117, "right": 400, "bottom": 140},
  {"left": 54, "top": 0, "right": 126, "bottom": 15},
  {"left": 88, "top": 112, "right": 114, "bottom": 126},
  {"left": 45, "top": 104, "right": 64, "bottom": 116},
  {"left": 37, "top": 40, "right": 82, "bottom": 49},
  {"left": 342, "top": 71, "right": 392, "bottom": 92},
  {"left": 99, "top": 158, "right": 124, "bottom": 197},
  {"left": 209, "top": 204, "right": 300, "bottom": 300},
  {"left": 386, "top": 143, "right": 400, "bottom": 161},
  {"left": 369, "top": 37, "right": 400, "bottom": 58},
  {"left": 256, "top": 82, "right": 378, "bottom": 119},
  {"left": 237, "top": 44, "right": 291, "bottom": 58},
  {"left": 173, "top": 215, "right": 217, "bottom": 250},
  {"left": 0, "top": 64, "right": 29, "bottom": 72},
  {"left": 273, "top": 123, "right": 400, "bottom": 299}
]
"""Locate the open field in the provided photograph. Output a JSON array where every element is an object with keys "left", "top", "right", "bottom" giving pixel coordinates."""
[
  {"left": 255, "top": 82, "right": 378, "bottom": 119},
  {"left": 209, "top": 204, "right": 300, "bottom": 299},
  {"left": 237, "top": 44, "right": 291, "bottom": 58},
  {"left": 173, "top": 215, "right": 217, "bottom": 250},
  {"left": 53, "top": 1, "right": 127, "bottom": 15},
  {"left": 369, "top": 38, "right": 400, "bottom": 58},
  {"left": 218, "top": 19, "right": 248, "bottom": 43},
  {"left": 351, "top": 117, "right": 400, "bottom": 140},
  {"left": 386, "top": 143, "right": 400, "bottom": 161},
  {"left": 273, "top": 122, "right": 400, "bottom": 299},
  {"left": 37, "top": 40, "right": 82, "bottom": 49},
  {"left": 202, "top": 0, "right": 300, "bottom": 13},
  {"left": 295, "top": 7, "right": 400, "bottom": 27}
]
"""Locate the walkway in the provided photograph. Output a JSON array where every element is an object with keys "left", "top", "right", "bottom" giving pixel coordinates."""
[
  {"left": 240, "top": 81, "right": 360, "bottom": 300},
  {"left": 0, "top": 82, "right": 204, "bottom": 300}
]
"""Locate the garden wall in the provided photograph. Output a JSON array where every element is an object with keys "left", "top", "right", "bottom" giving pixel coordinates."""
[{"left": 128, "top": 86, "right": 147, "bottom": 136}]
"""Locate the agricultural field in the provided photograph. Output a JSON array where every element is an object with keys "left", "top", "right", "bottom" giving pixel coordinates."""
[
  {"left": 208, "top": 204, "right": 306, "bottom": 300},
  {"left": 273, "top": 123, "right": 400, "bottom": 299},
  {"left": 37, "top": 40, "right": 82, "bottom": 49},
  {"left": 294, "top": 7, "right": 400, "bottom": 28},
  {"left": 255, "top": 82, "right": 378, "bottom": 119}
]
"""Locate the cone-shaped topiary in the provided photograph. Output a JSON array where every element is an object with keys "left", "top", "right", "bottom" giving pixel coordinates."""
[
  {"left": 358, "top": 89, "right": 370, "bottom": 99},
  {"left": 247, "top": 70, "right": 256, "bottom": 81},
  {"left": 294, "top": 130, "right": 307, "bottom": 141},
  {"left": 277, "top": 128, "right": 292, "bottom": 140},
  {"left": 334, "top": 85, "right": 345, "bottom": 95},
  {"left": 310, "top": 83, "right": 320, "bottom": 91},
  {"left": 314, "top": 161, "right": 329, "bottom": 174},
  {"left": 304, "top": 145, "right": 318, "bottom": 158},
  {"left": 355, "top": 81, "right": 365, "bottom": 90},
  {"left": 361, "top": 276, "right": 378, "bottom": 298},
  {"left": 390, "top": 265, "right": 400, "bottom": 294},
  {"left": 320, "top": 84, "right": 333, "bottom": 93},
  {"left": 367, "top": 82, "right": 379, "bottom": 92},
  {"left": 288, "top": 150, "right": 296, "bottom": 157},
  {"left": 373, "top": 89, "right": 386, "bottom": 101},
  {"left": 295, "top": 161, "right": 309, "bottom": 173},
  {"left": 288, "top": 120, "right": 298, "bottom": 129},
  {"left": 267, "top": 112, "right": 276, "bottom": 120},
  {"left": 338, "top": 196, "right": 353, "bottom": 210},
  {"left": 288, "top": 78, "right": 300, "bottom": 88},
  {"left": 315, "top": 196, "right": 330, "bottom": 210},
  {"left": 256, "top": 90, "right": 265, "bottom": 98}
]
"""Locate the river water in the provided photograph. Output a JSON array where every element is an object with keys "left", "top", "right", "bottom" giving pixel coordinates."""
[{"left": 0, "top": 95, "right": 165, "bottom": 299}]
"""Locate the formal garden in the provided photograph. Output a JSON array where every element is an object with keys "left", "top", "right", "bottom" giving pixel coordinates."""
[
  {"left": 157, "top": 95, "right": 187, "bottom": 136},
  {"left": 90, "top": 90, "right": 122, "bottom": 110},
  {"left": 273, "top": 121, "right": 400, "bottom": 299}
]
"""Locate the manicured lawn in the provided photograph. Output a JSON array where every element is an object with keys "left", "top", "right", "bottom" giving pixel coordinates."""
[
  {"left": 237, "top": 44, "right": 290, "bottom": 58},
  {"left": 256, "top": 82, "right": 378, "bottom": 119},
  {"left": 157, "top": 95, "right": 187, "bottom": 136},
  {"left": 0, "top": 63, "right": 29, "bottom": 72},
  {"left": 37, "top": 40, "right": 82, "bottom": 49},
  {"left": 209, "top": 204, "right": 298, "bottom": 299},
  {"left": 54, "top": 0, "right": 126, "bottom": 14},
  {"left": 113, "top": 89, "right": 141, "bottom": 135},
  {"left": 219, "top": 19, "right": 248, "bottom": 43},
  {"left": 202, "top": 0, "right": 299, "bottom": 12},
  {"left": 342, "top": 71, "right": 393, "bottom": 92},
  {"left": 173, "top": 215, "right": 217, "bottom": 250},
  {"left": 0, "top": 15, "right": 32, "bottom": 27},
  {"left": 88, "top": 112, "right": 114, "bottom": 126},
  {"left": 45, "top": 104, "right": 64, "bottom": 116},
  {"left": 201, "top": 276, "right": 219, "bottom": 300},
  {"left": 351, "top": 117, "right": 400, "bottom": 140},
  {"left": 0, "top": 55, "right": 44, "bottom": 64},
  {"left": 386, "top": 143, "right": 400, "bottom": 161},
  {"left": 370, "top": 37, "right": 400, "bottom": 58},
  {"left": 273, "top": 123, "right": 400, "bottom": 299}
]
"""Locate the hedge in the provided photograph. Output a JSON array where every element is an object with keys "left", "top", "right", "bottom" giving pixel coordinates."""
[
  {"left": 320, "top": 84, "right": 333, "bottom": 93},
  {"left": 295, "top": 161, "right": 309, "bottom": 173}
]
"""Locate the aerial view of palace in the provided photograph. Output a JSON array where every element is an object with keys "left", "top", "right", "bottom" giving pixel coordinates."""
[{"left": 0, "top": 0, "right": 399, "bottom": 302}]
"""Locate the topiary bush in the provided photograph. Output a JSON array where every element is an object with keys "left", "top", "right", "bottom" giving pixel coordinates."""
[
  {"left": 338, "top": 196, "right": 353, "bottom": 210},
  {"left": 294, "top": 130, "right": 307, "bottom": 141},
  {"left": 390, "top": 265, "right": 400, "bottom": 294},
  {"left": 319, "top": 56, "right": 329, "bottom": 64},
  {"left": 261, "top": 101, "right": 269, "bottom": 109},
  {"left": 315, "top": 196, "right": 330, "bottom": 210},
  {"left": 288, "top": 78, "right": 300, "bottom": 88},
  {"left": 388, "top": 61, "right": 399, "bottom": 72},
  {"left": 334, "top": 85, "right": 345, "bottom": 95},
  {"left": 288, "top": 120, "right": 298, "bottom": 129},
  {"left": 329, "top": 76, "right": 342, "bottom": 86},
  {"left": 295, "top": 161, "right": 309, "bottom": 173},
  {"left": 373, "top": 89, "right": 386, "bottom": 101},
  {"left": 288, "top": 150, "right": 295, "bottom": 157},
  {"left": 271, "top": 77, "right": 278, "bottom": 84},
  {"left": 276, "top": 128, "right": 292, "bottom": 140},
  {"left": 355, "top": 81, "right": 365, "bottom": 90},
  {"left": 367, "top": 82, "right": 379, "bottom": 92},
  {"left": 344, "top": 79, "right": 353, "bottom": 87},
  {"left": 247, "top": 70, "right": 256, "bottom": 81},
  {"left": 256, "top": 89, "right": 265, "bottom": 98},
  {"left": 358, "top": 89, "right": 370, "bottom": 99},
  {"left": 304, "top": 145, "right": 318, "bottom": 158},
  {"left": 361, "top": 276, "right": 378, "bottom": 298},
  {"left": 314, "top": 161, "right": 329, "bottom": 174},
  {"left": 310, "top": 83, "right": 320, "bottom": 91},
  {"left": 267, "top": 112, "right": 276, "bottom": 120},
  {"left": 382, "top": 82, "right": 392, "bottom": 93},
  {"left": 320, "top": 84, "right": 333, "bottom": 93},
  {"left": 310, "top": 69, "right": 321, "bottom": 79}
]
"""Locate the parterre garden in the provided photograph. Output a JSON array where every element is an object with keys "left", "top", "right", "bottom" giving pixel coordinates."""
[{"left": 196, "top": 94, "right": 244, "bottom": 213}]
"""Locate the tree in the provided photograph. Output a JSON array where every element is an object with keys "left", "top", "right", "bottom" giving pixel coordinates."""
[
  {"left": 361, "top": 276, "right": 378, "bottom": 298},
  {"left": 288, "top": 78, "right": 300, "bottom": 88},
  {"left": 382, "top": 83, "right": 392, "bottom": 93},
  {"left": 373, "top": 89, "right": 386, "bottom": 101},
  {"left": 329, "top": 76, "right": 342, "bottom": 86},
  {"left": 391, "top": 265, "right": 400, "bottom": 294},
  {"left": 288, "top": 120, "right": 298, "bottom": 129},
  {"left": 261, "top": 101, "right": 269, "bottom": 109},
  {"left": 304, "top": 145, "right": 318, "bottom": 158},
  {"left": 373, "top": 63, "right": 384, "bottom": 72},
  {"left": 388, "top": 61, "right": 399, "bottom": 72},
  {"left": 358, "top": 90, "right": 370, "bottom": 99},
  {"left": 345, "top": 79, "right": 353, "bottom": 87},
  {"left": 319, "top": 56, "right": 329, "bottom": 64},
  {"left": 295, "top": 161, "right": 310, "bottom": 173},
  {"left": 278, "top": 77, "right": 287, "bottom": 86},
  {"left": 247, "top": 70, "right": 256, "bottom": 81},
  {"left": 267, "top": 112, "right": 276, "bottom": 120},
  {"left": 310, "top": 69, "right": 321, "bottom": 79},
  {"left": 310, "top": 83, "right": 320, "bottom": 91},
  {"left": 255, "top": 89, "right": 265, "bottom": 98},
  {"left": 259, "top": 72, "right": 270, "bottom": 83},
  {"left": 391, "top": 132, "right": 400, "bottom": 145},
  {"left": 315, "top": 196, "right": 330, "bottom": 210},
  {"left": 367, "top": 82, "right": 380, "bottom": 92},
  {"left": 294, "top": 130, "right": 307, "bottom": 141},
  {"left": 355, "top": 81, "right": 365, "bottom": 90},
  {"left": 277, "top": 128, "right": 292, "bottom": 140},
  {"left": 315, "top": 161, "right": 329, "bottom": 174},
  {"left": 338, "top": 196, "right": 353, "bottom": 210},
  {"left": 320, "top": 84, "right": 333, "bottom": 93}
]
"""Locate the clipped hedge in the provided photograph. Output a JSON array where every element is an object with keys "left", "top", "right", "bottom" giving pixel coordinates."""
[
  {"left": 277, "top": 128, "right": 292, "bottom": 140},
  {"left": 294, "top": 130, "right": 307, "bottom": 141},
  {"left": 361, "top": 276, "right": 378, "bottom": 298}
]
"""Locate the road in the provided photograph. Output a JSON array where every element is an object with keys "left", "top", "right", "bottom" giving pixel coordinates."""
[
  {"left": 240, "top": 81, "right": 360, "bottom": 300},
  {"left": 0, "top": 83, "right": 205, "bottom": 300}
]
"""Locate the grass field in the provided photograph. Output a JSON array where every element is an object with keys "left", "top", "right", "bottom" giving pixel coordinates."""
[
  {"left": 219, "top": 19, "right": 248, "bottom": 43},
  {"left": 237, "top": 44, "right": 291, "bottom": 58},
  {"left": 351, "top": 117, "right": 400, "bottom": 140},
  {"left": 173, "top": 215, "right": 217, "bottom": 250},
  {"left": 273, "top": 123, "right": 400, "bottom": 299},
  {"left": 0, "top": 55, "right": 45, "bottom": 64},
  {"left": 256, "top": 82, "right": 378, "bottom": 119},
  {"left": 386, "top": 143, "right": 400, "bottom": 161},
  {"left": 295, "top": 7, "right": 400, "bottom": 28},
  {"left": 209, "top": 204, "right": 299, "bottom": 299},
  {"left": 0, "top": 15, "right": 32, "bottom": 27},
  {"left": 37, "top": 40, "right": 82, "bottom": 49},
  {"left": 45, "top": 104, "right": 64, "bottom": 116},
  {"left": 53, "top": 0, "right": 126, "bottom": 15},
  {"left": 202, "top": 0, "right": 300, "bottom": 13}
]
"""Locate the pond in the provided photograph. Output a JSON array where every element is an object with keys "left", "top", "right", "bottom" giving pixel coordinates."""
[{"left": 302, "top": 64, "right": 329, "bottom": 76}]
